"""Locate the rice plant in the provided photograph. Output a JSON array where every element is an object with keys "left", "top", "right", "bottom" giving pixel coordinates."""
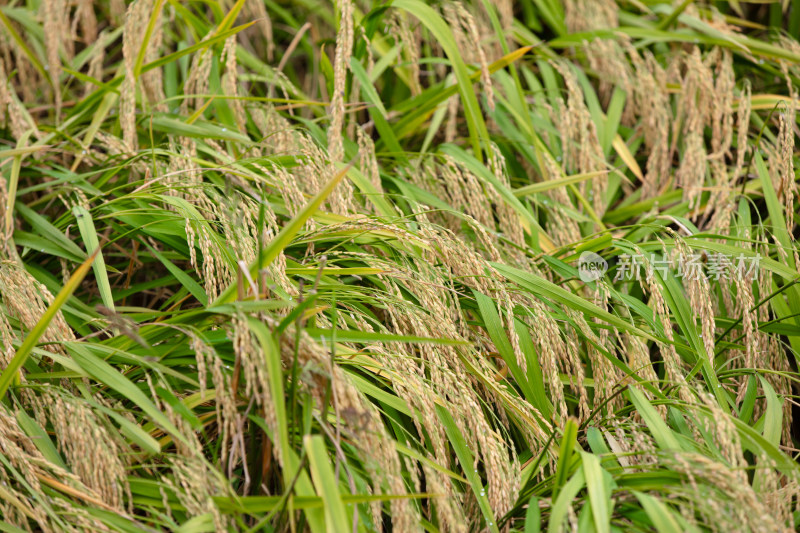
[{"left": 1, "top": 0, "right": 799, "bottom": 531}]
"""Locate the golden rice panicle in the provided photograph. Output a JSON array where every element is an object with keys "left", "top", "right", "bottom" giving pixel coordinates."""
[
  {"left": 756, "top": 453, "right": 799, "bottom": 530},
  {"left": 0, "top": 310, "right": 14, "bottom": 371},
  {"left": 624, "top": 420, "right": 658, "bottom": 469},
  {"left": 426, "top": 152, "right": 521, "bottom": 257},
  {"left": 374, "top": 327, "right": 459, "bottom": 521},
  {"left": 168, "top": 136, "right": 203, "bottom": 193},
  {"left": 0, "top": 402, "right": 119, "bottom": 530},
  {"left": 228, "top": 312, "right": 263, "bottom": 473},
  {"left": 562, "top": 313, "right": 591, "bottom": 422},
  {"left": 272, "top": 166, "right": 316, "bottom": 216},
  {"left": 0, "top": 178, "right": 11, "bottom": 257},
  {"left": 697, "top": 393, "right": 746, "bottom": 479},
  {"left": 673, "top": 48, "right": 716, "bottom": 214},
  {"left": 0, "top": 262, "right": 75, "bottom": 354},
  {"left": 255, "top": 196, "right": 296, "bottom": 298},
  {"left": 540, "top": 151, "right": 582, "bottom": 247},
  {"left": 676, "top": 239, "right": 716, "bottom": 362},
  {"left": 500, "top": 293, "right": 528, "bottom": 374},
  {"left": 675, "top": 130, "right": 706, "bottom": 215},
  {"left": 705, "top": 50, "right": 735, "bottom": 225},
  {"left": 205, "top": 333, "right": 242, "bottom": 468},
  {"left": 551, "top": 61, "right": 607, "bottom": 215},
  {"left": 668, "top": 451, "right": 780, "bottom": 533},
  {"left": 328, "top": 0, "right": 354, "bottom": 163},
  {"left": 5, "top": 27, "right": 45, "bottom": 106},
  {"left": 180, "top": 47, "right": 212, "bottom": 115},
  {"left": 626, "top": 47, "right": 670, "bottom": 198},
  {"left": 734, "top": 80, "right": 752, "bottom": 179},
  {"left": 491, "top": 0, "right": 513, "bottom": 30},
  {"left": 488, "top": 144, "right": 525, "bottom": 250},
  {"left": 219, "top": 193, "right": 258, "bottom": 270},
  {"left": 526, "top": 297, "right": 569, "bottom": 423},
  {"left": 0, "top": 59, "right": 41, "bottom": 140},
  {"left": 165, "top": 455, "right": 232, "bottom": 531},
  {"left": 196, "top": 224, "right": 223, "bottom": 304},
  {"left": 357, "top": 126, "right": 384, "bottom": 197},
  {"left": 222, "top": 36, "right": 246, "bottom": 132},
  {"left": 76, "top": 0, "right": 98, "bottom": 45},
  {"left": 42, "top": 0, "right": 69, "bottom": 119},
  {"left": 84, "top": 32, "right": 106, "bottom": 99},
  {"left": 141, "top": 4, "right": 166, "bottom": 114},
  {"left": 710, "top": 81, "right": 751, "bottom": 231},
  {"left": 279, "top": 327, "right": 419, "bottom": 530},
  {"left": 451, "top": 3, "right": 494, "bottom": 110},
  {"left": 564, "top": 0, "right": 617, "bottom": 33},
  {"left": 252, "top": 107, "right": 296, "bottom": 158},
  {"left": 585, "top": 288, "right": 624, "bottom": 413},
  {"left": 422, "top": 463, "right": 467, "bottom": 532},
  {"left": 754, "top": 259, "right": 795, "bottom": 445},
  {"left": 616, "top": 303, "right": 659, "bottom": 391},
  {"left": 121, "top": 0, "right": 155, "bottom": 153},
  {"left": 0, "top": 406, "right": 46, "bottom": 493},
  {"left": 733, "top": 269, "right": 757, "bottom": 403},
  {"left": 586, "top": 38, "right": 631, "bottom": 109},
  {"left": 326, "top": 162, "right": 356, "bottom": 217},
  {"left": 108, "top": 0, "right": 126, "bottom": 25},
  {"left": 565, "top": 2, "right": 626, "bottom": 110},
  {"left": 709, "top": 50, "right": 735, "bottom": 159},
  {"left": 429, "top": 157, "right": 492, "bottom": 232},
  {"left": 639, "top": 252, "right": 692, "bottom": 401},
  {"left": 0, "top": 407, "right": 52, "bottom": 529},
  {"left": 273, "top": 124, "right": 355, "bottom": 215},
  {"left": 244, "top": 0, "right": 274, "bottom": 62},
  {"left": 40, "top": 390, "right": 129, "bottom": 510},
  {"left": 386, "top": 13, "right": 421, "bottom": 96},
  {"left": 445, "top": 89, "right": 460, "bottom": 143},
  {"left": 479, "top": 424, "right": 519, "bottom": 517},
  {"left": 777, "top": 106, "right": 797, "bottom": 238},
  {"left": 374, "top": 249, "right": 521, "bottom": 519}
]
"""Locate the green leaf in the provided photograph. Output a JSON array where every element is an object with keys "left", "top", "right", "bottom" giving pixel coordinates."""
[
  {"left": 436, "top": 404, "right": 498, "bottom": 533},
  {"left": 633, "top": 491, "right": 684, "bottom": 533},
  {"left": 580, "top": 451, "right": 611, "bottom": 533},
  {"left": 72, "top": 206, "right": 115, "bottom": 311},
  {"left": 473, "top": 290, "right": 535, "bottom": 402},
  {"left": 304, "top": 435, "right": 351, "bottom": 533},
  {"left": 524, "top": 495, "right": 541, "bottom": 533},
  {"left": 16, "top": 410, "right": 65, "bottom": 468},
  {"left": 548, "top": 466, "right": 585, "bottom": 533},
  {"left": 553, "top": 417, "right": 579, "bottom": 500},
  {"left": 628, "top": 386, "right": 681, "bottom": 452},
  {"left": 67, "top": 342, "right": 189, "bottom": 448},
  {"left": 143, "top": 242, "right": 207, "bottom": 304}
]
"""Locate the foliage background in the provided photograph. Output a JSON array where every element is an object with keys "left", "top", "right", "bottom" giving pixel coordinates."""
[{"left": 0, "top": 0, "right": 799, "bottom": 531}]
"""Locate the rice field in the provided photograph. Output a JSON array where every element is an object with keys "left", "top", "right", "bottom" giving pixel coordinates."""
[{"left": 1, "top": 0, "right": 800, "bottom": 531}]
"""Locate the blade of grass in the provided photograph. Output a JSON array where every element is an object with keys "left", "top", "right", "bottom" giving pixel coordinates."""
[
  {"left": 304, "top": 435, "right": 351, "bottom": 533},
  {"left": 73, "top": 205, "right": 115, "bottom": 311}
]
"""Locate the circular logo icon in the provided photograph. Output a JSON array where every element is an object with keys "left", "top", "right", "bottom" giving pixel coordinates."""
[{"left": 577, "top": 251, "right": 608, "bottom": 282}]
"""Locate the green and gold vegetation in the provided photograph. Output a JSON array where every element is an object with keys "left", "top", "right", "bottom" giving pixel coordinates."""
[{"left": 2, "top": 0, "right": 800, "bottom": 530}]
